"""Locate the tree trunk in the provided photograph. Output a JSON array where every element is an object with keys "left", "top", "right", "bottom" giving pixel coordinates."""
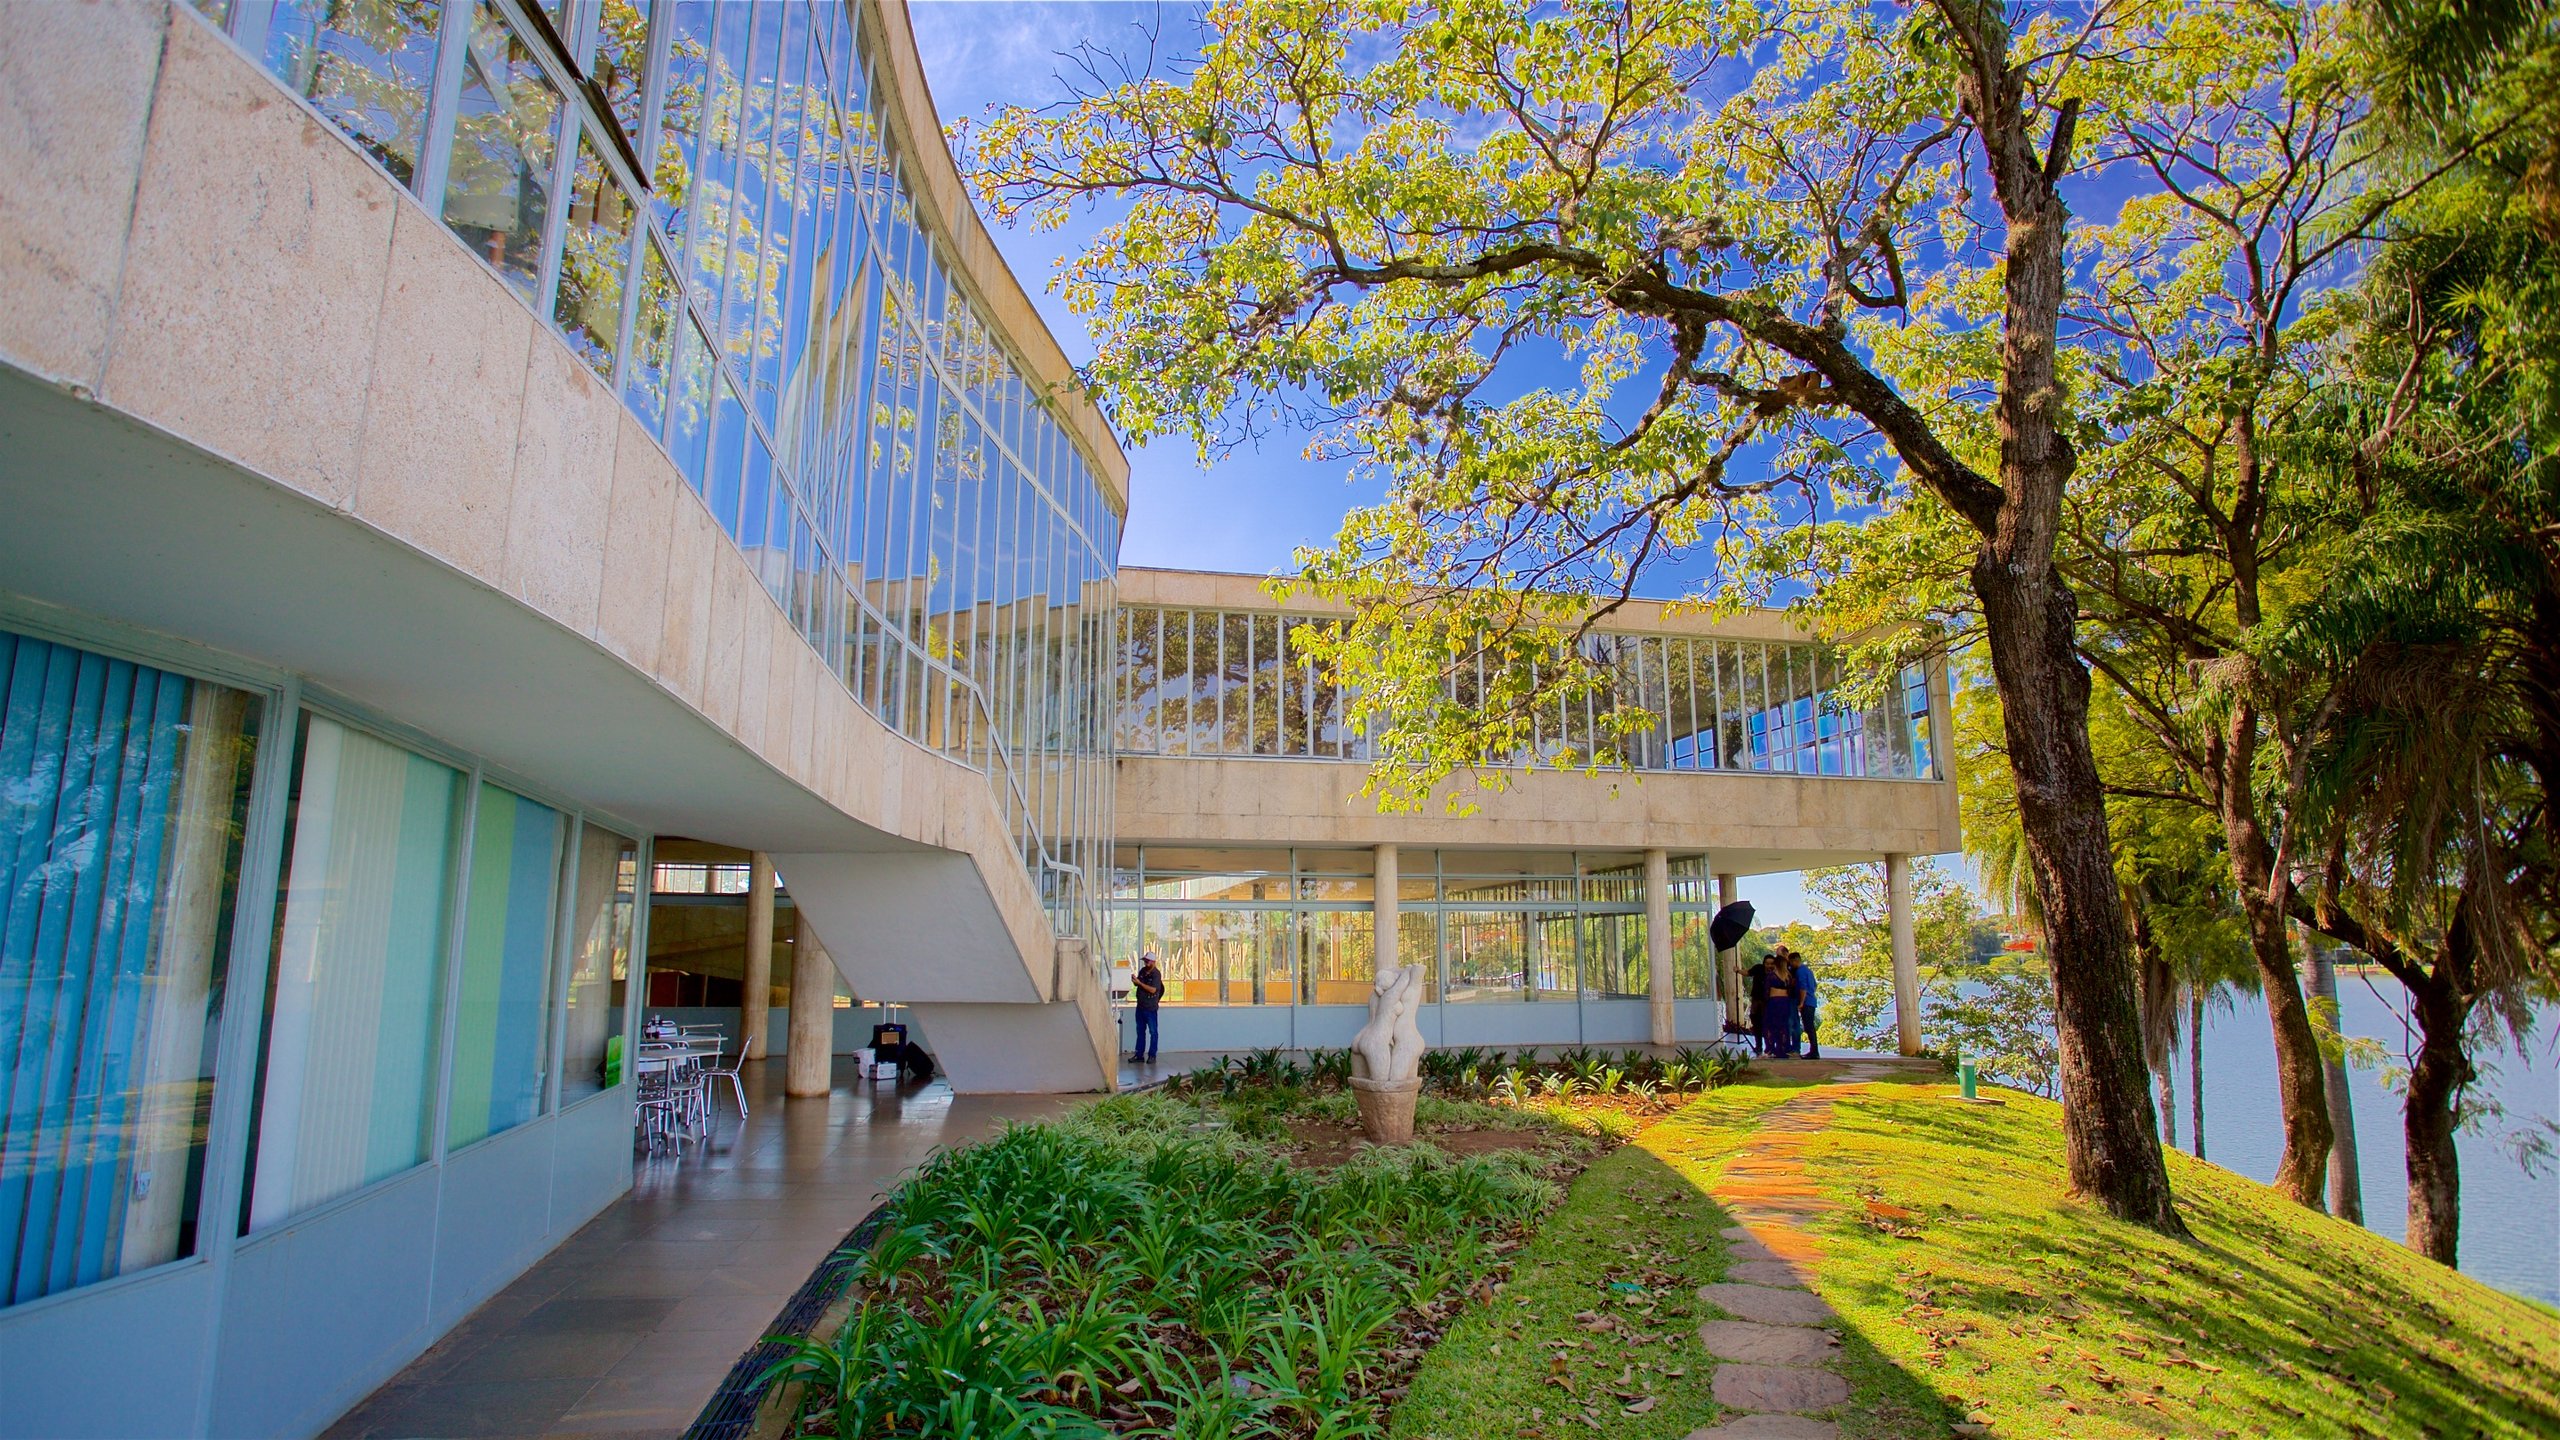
[
  {"left": 2126, "top": 891, "right": 2177, "bottom": 1151},
  {"left": 2221, "top": 716, "right": 2333, "bottom": 1209},
  {"left": 2402, "top": 976, "right": 2471, "bottom": 1266},
  {"left": 2188, "top": 984, "right": 2205, "bottom": 1160},
  {"left": 2305, "top": 939, "right": 2364, "bottom": 1225},
  {"left": 1972, "top": 563, "right": 2185, "bottom": 1234},
  {"left": 1945, "top": 22, "right": 2181, "bottom": 1234}
]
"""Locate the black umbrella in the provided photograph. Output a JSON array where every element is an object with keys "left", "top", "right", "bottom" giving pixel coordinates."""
[{"left": 1708, "top": 900, "right": 1756, "bottom": 952}]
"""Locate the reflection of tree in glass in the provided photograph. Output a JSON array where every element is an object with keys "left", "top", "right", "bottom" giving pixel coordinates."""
[
  {"left": 442, "top": 4, "right": 559, "bottom": 296},
  {"left": 591, "top": 0, "right": 649, "bottom": 148},
  {"left": 267, "top": 0, "right": 441, "bottom": 185},
  {"left": 620, "top": 239, "right": 681, "bottom": 424},
  {"left": 554, "top": 137, "right": 635, "bottom": 378},
  {"left": 656, "top": 16, "right": 860, "bottom": 395}
]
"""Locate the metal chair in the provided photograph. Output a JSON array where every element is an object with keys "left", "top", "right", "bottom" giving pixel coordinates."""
[{"left": 697, "top": 1043, "right": 749, "bottom": 1121}]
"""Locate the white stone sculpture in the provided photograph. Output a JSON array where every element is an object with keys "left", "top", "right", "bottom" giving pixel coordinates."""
[{"left": 1350, "top": 962, "right": 1427, "bottom": 1083}]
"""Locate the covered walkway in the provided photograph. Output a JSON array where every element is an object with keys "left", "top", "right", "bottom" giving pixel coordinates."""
[{"left": 321, "top": 1060, "right": 1076, "bottom": 1439}]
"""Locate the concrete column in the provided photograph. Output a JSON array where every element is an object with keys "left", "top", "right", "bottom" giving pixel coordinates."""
[
  {"left": 787, "top": 911, "right": 834, "bottom": 1097},
  {"left": 741, "top": 851, "right": 776, "bottom": 1060},
  {"left": 1645, "top": 848, "right": 1674, "bottom": 1047},
  {"left": 1716, "top": 872, "right": 1741, "bottom": 1029},
  {"left": 1373, "top": 843, "right": 1400, "bottom": 983},
  {"left": 1887, "top": 853, "right": 1921, "bottom": 1056}
]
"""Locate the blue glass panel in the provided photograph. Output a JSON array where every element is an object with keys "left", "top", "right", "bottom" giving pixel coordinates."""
[
  {"left": 707, "top": 376, "right": 749, "bottom": 536},
  {"left": 264, "top": 0, "right": 438, "bottom": 187},
  {"left": 624, "top": 236, "right": 677, "bottom": 436},
  {"left": 667, "top": 312, "right": 716, "bottom": 489},
  {"left": 0, "top": 634, "right": 257, "bottom": 1305},
  {"left": 654, "top": 1, "right": 715, "bottom": 234}
]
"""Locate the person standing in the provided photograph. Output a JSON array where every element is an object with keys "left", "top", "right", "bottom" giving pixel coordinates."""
[
  {"left": 1760, "top": 951, "right": 1800, "bottom": 1058},
  {"left": 1791, "top": 950, "right": 1822, "bottom": 1060},
  {"left": 1747, "top": 953, "right": 1773, "bottom": 1055},
  {"left": 1130, "top": 952, "right": 1165, "bottom": 1064}
]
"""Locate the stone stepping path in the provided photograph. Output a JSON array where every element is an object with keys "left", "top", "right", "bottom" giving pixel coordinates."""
[{"left": 1680, "top": 1068, "right": 1915, "bottom": 1440}]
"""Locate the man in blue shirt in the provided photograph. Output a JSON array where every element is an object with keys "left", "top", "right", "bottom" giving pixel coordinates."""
[{"left": 1130, "top": 952, "right": 1165, "bottom": 1064}]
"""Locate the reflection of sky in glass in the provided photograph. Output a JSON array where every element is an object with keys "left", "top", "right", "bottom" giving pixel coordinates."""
[{"left": 212, "top": 0, "right": 1126, "bottom": 941}]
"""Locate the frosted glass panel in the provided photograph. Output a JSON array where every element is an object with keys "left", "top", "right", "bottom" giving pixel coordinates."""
[
  {"left": 248, "top": 717, "right": 461, "bottom": 1231},
  {"left": 447, "top": 784, "right": 562, "bottom": 1149}
]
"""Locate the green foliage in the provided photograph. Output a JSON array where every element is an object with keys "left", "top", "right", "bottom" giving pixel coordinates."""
[
  {"left": 773, "top": 1096, "right": 1569, "bottom": 1437},
  {"left": 1785, "top": 855, "right": 2064, "bottom": 1093},
  {"left": 1173, "top": 1044, "right": 1747, "bottom": 1112},
  {"left": 968, "top": 0, "right": 2298, "bottom": 816}
]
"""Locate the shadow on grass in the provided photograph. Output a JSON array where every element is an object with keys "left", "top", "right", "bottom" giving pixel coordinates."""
[
  {"left": 1390, "top": 1081, "right": 1959, "bottom": 1440},
  {"left": 1792, "top": 1087, "right": 2560, "bottom": 1438}
]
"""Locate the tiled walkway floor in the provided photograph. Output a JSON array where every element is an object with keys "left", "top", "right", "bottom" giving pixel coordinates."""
[{"left": 320, "top": 1058, "right": 1076, "bottom": 1439}]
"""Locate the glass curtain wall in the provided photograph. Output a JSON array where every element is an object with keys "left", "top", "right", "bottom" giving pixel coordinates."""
[
  {"left": 0, "top": 624, "right": 652, "bottom": 1312},
  {"left": 0, "top": 631, "right": 263, "bottom": 1306},
  {"left": 202, "top": 0, "right": 1120, "bottom": 943},
  {"left": 243, "top": 713, "right": 643, "bottom": 1235},
  {"left": 1109, "top": 848, "right": 1724, "bottom": 1009},
  {"left": 1115, "top": 607, "right": 1935, "bottom": 782}
]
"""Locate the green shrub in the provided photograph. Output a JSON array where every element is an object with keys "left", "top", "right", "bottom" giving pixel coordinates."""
[{"left": 773, "top": 1095, "right": 1564, "bottom": 1438}]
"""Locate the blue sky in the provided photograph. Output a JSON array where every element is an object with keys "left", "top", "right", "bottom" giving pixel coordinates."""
[
  {"left": 909, "top": 2, "right": 1380, "bottom": 577},
  {"left": 907, "top": 1, "right": 1903, "bottom": 925}
]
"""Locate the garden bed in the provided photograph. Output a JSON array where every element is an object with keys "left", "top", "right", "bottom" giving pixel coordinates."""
[{"left": 759, "top": 1048, "right": 1749, "bottom": 1437}]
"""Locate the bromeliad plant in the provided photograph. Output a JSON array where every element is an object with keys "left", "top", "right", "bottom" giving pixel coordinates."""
[{"left": 763, "top": 1096, "right": 1561, "bottom": 1438}]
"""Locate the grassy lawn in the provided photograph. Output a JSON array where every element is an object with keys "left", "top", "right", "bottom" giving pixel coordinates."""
[
  {"left": 1632, "top": 1075, "right": 2560, "bottom": 1440},
  {"left": 1390, "top": 1082, "right": 1800, "bottom": 1439},
  {"left": 775, "top": 1064, "right": 2560, "bottom": 1438}
]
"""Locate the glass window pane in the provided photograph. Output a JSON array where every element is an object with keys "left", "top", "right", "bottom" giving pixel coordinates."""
[
  {"left": 1580, "top": 913, "right": 1646, "bottom": 998},
  {"left": 264, "top": 0, "right": 438, "bottom": 188},
  {"left": 593, "top": 0, "right": 651, "bottom": 153},
  {"left": 559, "top": 824, "right": 636, "bottom": 1100},
  {"left": 1280, "top": 620, "right": 1309, "bottom": 755},
  {"left": 686, "top": 1, "right": 748, "bottom": 300},
  {"left": 667, "top": 311, "right": 715, "bottom": 487},
  {"left": 249, "top": 715, "right": 463, "bottom": 1231},
  {"left": 1398, "top": 910, "right": 1439, "bottom": 1002},
  {"left": 653, "top": 4, "right": 711, "bottom": 232},
  {"left": 708, "top": 374, "right": 749, "bottom": 536},
  {"left": 0, "top": 632, "right": 262, "bottom": 1306},
  {"left": 1719, "top": 642, "right": 1747, "bottom": 771},
  {"left": 1443, "top": 910, "right": 1527, "bottom": 1003},
  {"left": 1671, "top": 911, "right": 1718, "bottom": 998},
  {"left": 1908, "top": 664, "right": 1936, "bottom": 779},
  {"left": 720, "top": 1, "right": 780, "bottom": 373},
  {"left": 624, "top": 236, "right": 676, "bottom": 432},
  {"left": 1300, "top": 911, "right": 1373, "bottom": 1004},
  {"left": 1159, "top": 611, "right": 1190, "bottom": 757},
  {"left": 1738, "top": 644, "right": 1768, "bottom": 770},
  {"left": 446, "top": 785, "right": 562, "bottom": 1149},
  {"left": 443, "top": 3, "right": 562, "bottom": 299},
  {"left": 554, "top": 131, "right": 636, "bottom": 379}
]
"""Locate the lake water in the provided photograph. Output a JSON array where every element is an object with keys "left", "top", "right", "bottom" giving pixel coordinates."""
[{"left": 2182, "top": 984, "right": 2559, "bottom": 1308}]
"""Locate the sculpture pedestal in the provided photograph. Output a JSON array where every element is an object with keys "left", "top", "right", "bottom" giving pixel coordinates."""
[{"left": 1349, "top": 1076, "right": 1424, "bottom": 1145}]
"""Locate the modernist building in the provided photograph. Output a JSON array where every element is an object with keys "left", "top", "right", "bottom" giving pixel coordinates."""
[{"left": 0, "top": 1, "right": 1953, "bottom": 1435}]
